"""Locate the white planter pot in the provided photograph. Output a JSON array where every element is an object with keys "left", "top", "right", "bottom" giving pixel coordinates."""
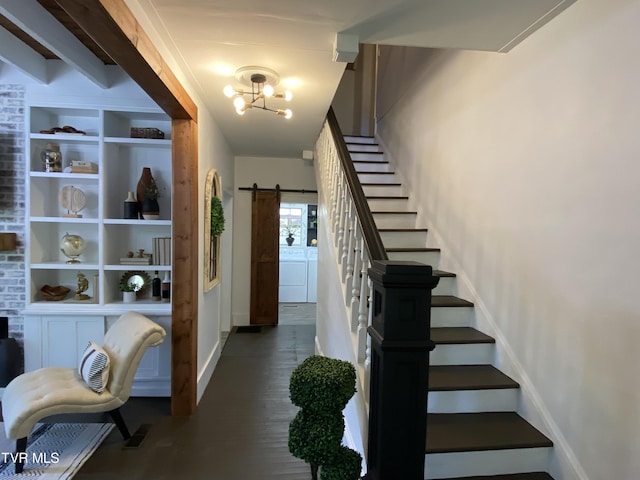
[{"left": 122, "top": 291, "right": 137, "bottom": 303}]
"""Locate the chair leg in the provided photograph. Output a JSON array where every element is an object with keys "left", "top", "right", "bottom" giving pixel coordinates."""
[
  {"left": 15, "top": 437, "right": 27, "bottom": 473},
  {"left": 109, "top": 408, "right": 131, "bottom": 440}
]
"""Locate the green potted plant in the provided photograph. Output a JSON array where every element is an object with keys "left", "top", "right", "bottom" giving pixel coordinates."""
[
  {"left": 288, "top": 355, "right": 362, "bottom": 480},
  {"left": 210, "top": 196, "right": 225, "bottom": 237},
  {"left": 120, "top": 280, "right": 137, "bottom": 303}
]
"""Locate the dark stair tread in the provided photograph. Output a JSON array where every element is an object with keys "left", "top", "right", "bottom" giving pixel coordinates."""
[
  {"left": 429, "top": 365, "right": 519, "bottom": 391},
  {"left": 426, "top": 412, "right": 553, "bottom": 453},
  {"left": 349, "top": 150, "right": 384, "bottom": 155},
  {"left": 366, "top": 196, "right": 410, "bottom": 200},
  {"left": 358, "top": 170, "right": 394, "bottom": 174},
  {"left": 378, "top": 227, "right": 428, "bottom": 232},
  {"left": 361, "top": 182, "right": 402, "bottom": 187},
  {"left": 386, "top": 247, "right": 439, "bottom": 252},
  {"left": 432, "top": 295, "right": 474, "bottom": 307},
  {"left": 371, "top": 210, "right": 417, "bottom": 215},
  {"left": 433, "top": 269, "right": 456, "bottom": 277},
  {"left": 431, "top": 327, "right": 495, "bottom": 345},
  {"left": 353, "top": 160, "right": 389, "bottom": 164},
  {"left": 441, "top": 472, "right": 554, "bottom": 480}
]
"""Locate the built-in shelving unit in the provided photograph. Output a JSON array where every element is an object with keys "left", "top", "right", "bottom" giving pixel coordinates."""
[{"left": 23, "top": 105, "right": 172, "bottom": 396}]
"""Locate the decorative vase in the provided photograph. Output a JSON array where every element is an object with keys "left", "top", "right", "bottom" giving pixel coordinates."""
[
  {"left": 41, "top": 143, "right": 62, "bottom": 173},
  {"left": 123, "top": 191, "right": 138, "bottom": 219},
  {"left": 122, "top": 291, "right": 136, "bottom": 303},
  {"left": 142, "top": 198, "right": 160, "bottom": 220},
  {"left": 136, "top": 167, "right": 157, "bottom": 218},
  {"left": 286, "top": 234, "right": 294, "bottom": 246}
]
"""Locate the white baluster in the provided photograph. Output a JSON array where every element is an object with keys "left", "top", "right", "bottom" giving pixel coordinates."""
[
  {"left": 357, "top": 251, "right": 370, "bottom": 363},
  {"left": 350, "top": 226, "right": 363, "bottom": 331},
  {"left": 343, "top": 201, "right": 355, "bottom": 289}
]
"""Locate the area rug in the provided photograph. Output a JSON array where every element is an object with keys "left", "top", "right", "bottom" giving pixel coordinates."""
[{"left": 0, "top": 423, "right": 113, "bottom": 479}]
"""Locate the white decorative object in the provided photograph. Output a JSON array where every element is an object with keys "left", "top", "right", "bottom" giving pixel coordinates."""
[{"left": 59, "top": 185, "right": 86, "bottom": 218}]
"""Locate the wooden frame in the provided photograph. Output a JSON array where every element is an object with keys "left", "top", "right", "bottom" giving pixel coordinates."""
[{"left": 204, "top": 168, "right": 222, "bottom": 291}]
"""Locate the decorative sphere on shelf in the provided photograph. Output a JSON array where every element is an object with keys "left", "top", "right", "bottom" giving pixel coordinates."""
[{"left": 60, "top": 233, "right": 86, "bottom": 264}]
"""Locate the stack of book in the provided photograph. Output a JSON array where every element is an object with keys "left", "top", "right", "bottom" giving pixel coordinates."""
[
  {"left": 152, "top": 237, "right": 172, "bottom": 265},
  {"left": 120, "top": 255, "right": 152, "bottom": 265},
  {"left": 71, "top": 160, "right": 96, "bottom": 174}
]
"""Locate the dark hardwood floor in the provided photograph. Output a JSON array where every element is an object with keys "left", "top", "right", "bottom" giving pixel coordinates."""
[{"left": 74, "top": 324, "right": 315, "bottom": 479}]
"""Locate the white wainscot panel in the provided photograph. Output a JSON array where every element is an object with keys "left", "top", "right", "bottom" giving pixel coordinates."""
[{"left": 279, "top": 260, "right": 308, "bottom": 302}]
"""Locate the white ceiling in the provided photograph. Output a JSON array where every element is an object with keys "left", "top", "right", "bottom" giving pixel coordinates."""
[
  {"left": 1, "top": 0, "right": 577, "bottom": 158},
  {"left": 127, "top": 0, "right": 576, "bottom": 158}
]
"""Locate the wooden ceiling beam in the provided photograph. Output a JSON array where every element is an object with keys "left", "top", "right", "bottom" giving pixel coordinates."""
[
  {"left": 53, "top": 0, "right": 197, "bottom": 120},
  {"left": 1, "top": 0, "right": 109, "bottom": 87}
]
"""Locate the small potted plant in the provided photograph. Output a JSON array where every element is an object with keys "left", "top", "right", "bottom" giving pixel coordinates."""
[{"left": 120, "top": 280, "right": 137, "bottom": 303}]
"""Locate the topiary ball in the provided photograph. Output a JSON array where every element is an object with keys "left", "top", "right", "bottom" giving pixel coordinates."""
[
  {"left": 289, "top": 355, "right": 356, "bottom": 413},
  {"left": 289, "top": 410, "right": 344, "bottom": 466},
  {"left": 320, "top": 446, "right": 363, "bottom": 480}
]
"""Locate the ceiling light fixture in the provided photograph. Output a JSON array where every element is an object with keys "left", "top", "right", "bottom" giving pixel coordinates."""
[{"left": 223, "top": 66, "right": 293, "bottom": 119}]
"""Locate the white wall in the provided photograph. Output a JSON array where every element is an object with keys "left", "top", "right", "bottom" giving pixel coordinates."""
[
  {"left": 376, "top": 0, "right": 640, "bottom": 478},
  {"left": 232, "top": 156, "right": 317, "bottom": 325}
]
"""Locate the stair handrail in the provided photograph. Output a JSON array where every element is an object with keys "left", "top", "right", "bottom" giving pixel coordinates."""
[
  {"left": 326, "top": 107, "right": 387, "bottom": 262},
  {"left": 316, "top": 109, "right": 439, "bottom": 480}
]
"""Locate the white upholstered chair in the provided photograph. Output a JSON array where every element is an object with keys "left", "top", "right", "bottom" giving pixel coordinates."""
[{"left": 1, "top": 311, "right": 166, "bottom": 473}]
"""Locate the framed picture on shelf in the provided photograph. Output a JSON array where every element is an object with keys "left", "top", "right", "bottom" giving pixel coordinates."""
[{"left": 204, "top": 168, "right": 224, "bottom": 292}]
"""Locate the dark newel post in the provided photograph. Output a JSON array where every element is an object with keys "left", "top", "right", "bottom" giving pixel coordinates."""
[{"left": 365, "top": 260, "right": 439, "bottom": 480}]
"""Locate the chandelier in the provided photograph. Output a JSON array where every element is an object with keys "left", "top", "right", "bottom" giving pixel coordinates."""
[{"left": 223, "top": 66, "right": 293, "bottom": 119}]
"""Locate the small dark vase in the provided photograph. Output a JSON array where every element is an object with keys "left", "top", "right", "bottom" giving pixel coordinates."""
[
  {"left": 286, "top": 234, "right": 294, "bottom": 246},
  {"left": 142, "top": 198, "right": 160, "bottom": 220},
  {"left": 136, "top": 167, "right": 155, "bottom": 217}
]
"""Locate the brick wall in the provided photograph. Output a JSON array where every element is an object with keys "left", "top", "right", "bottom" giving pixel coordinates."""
[{"left": 0, "top": 84, "right": 26, "bottom": 344}]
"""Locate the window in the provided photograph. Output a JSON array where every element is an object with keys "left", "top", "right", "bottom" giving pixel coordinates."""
[{"left": 280, "top": 205, "right": 303, "bottom": 246}]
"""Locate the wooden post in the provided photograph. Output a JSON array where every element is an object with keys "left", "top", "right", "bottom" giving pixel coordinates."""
[{"left": 365, "top": 260, "right": 439, "bottom": 480}]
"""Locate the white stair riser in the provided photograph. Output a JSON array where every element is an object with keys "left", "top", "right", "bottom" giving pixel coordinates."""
[
  {"left": 387, "top": 249, "right": 439, "bottom": 265},
  {"left": 346, "top": 143, "right": 380, "bottom": 152},
  {"left": 428, "top": 389, "right": 519, "bottom": 413},
  {"left": 367, "top": 198, "right": 410, "bottom": 211},
  {"left": 344, "top": 136, "right": 376, "bottom": 145},
  {"left": 362, "top": 184, "right": 404, "bottom": 196},
  {"left": 379, "top": 229, "right": 428, "bottom": 247},
  {"left": 432, "top": 276, "right": 456, "bottom": 296},
  {"left": 373, "top": 213, "right": 417, "bottom": 229},
  {"left": 425, "top": 447, "right": 552, "bottom": 479},
  {"left": 358, "top": 173, "right": 397, "bottom": 184},
  {"left": 431, "top": 307, "right": 474, "bottom": 327},
  {"left": 350, "top": 152, "right": 386, "bottom": 162},
  {"left": 430, "top": 344, "right": 494, "bottom": 365},
  {"left": 353, "top": 162, "right": 391, "bottom": 172}
]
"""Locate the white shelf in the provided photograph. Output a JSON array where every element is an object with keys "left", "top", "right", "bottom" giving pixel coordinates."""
[
  {"left": 31, "top": 216, "right": 99, "bottom": 224},
  {"left": 31, "top": 262, "right": 100, "bottom": 270},
  {"left": 103, "top": 218, "right": 171, "bottom": 226},
  {"left": 26, "top": 104, "right": 172, "bottom": 307},
  {"left": 104, "top": 137, "right": 171, "bottom": 147}
]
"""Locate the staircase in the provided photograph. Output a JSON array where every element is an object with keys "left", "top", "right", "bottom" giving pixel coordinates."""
[{"left": 345, "top": 135, "right": 555, "bottom": 480}]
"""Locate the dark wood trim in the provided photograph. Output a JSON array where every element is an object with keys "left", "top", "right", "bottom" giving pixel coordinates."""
[
  {"left": 170, "top": 119, "right": 199, "bottom": 415},
  {"left": 55, "top": 0, "right": 197, "bottom": 120},
  {"left": 53, "top": 0, "right": 199, "bottom": 415},
  {"left": 326, "top": 107, "right": 387, "bottom": 261}
]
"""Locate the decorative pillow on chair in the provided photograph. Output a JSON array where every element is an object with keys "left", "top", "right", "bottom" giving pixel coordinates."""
[{"left": 78, "top": 341, "right": 110, "bottom": 393}]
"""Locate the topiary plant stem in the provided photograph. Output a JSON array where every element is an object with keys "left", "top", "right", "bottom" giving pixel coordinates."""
[{"left": 311, "top": 463, "right": 318, "bottom": 480}]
